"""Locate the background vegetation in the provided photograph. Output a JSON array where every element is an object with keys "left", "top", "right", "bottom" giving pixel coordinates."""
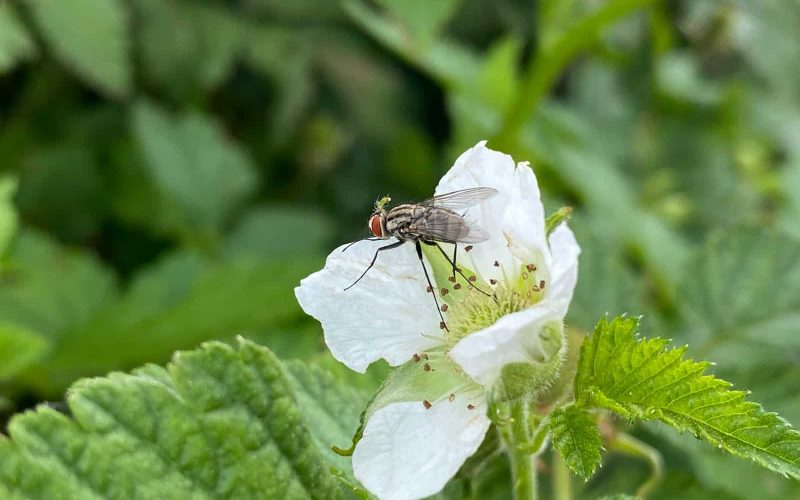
[{"left": 0, "top": 0, "right": 798, "bottom": 498}]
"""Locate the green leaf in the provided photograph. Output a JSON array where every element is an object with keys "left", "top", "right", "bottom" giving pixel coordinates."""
[
  {"left": 131, "top": 101, "right": 258, "bottom": 242},
  {"left": 575, "top": 316, "right": 800, "bottom": 480},
  {"left": 0, "top": 176, "right": 18, "bottom": 256},
  {"left": 0, "top": 3, "right": 37, "bottom": 73},
  {"left": 223, "top": 206, "right": 334, "bottom": 259},
  {"left": 550, "top": 404, "right": 603, "bottom": 480},
  {"left": 0, "top": 229, "right": 118, "bottom": 341},
  {"left": 375, "top": 0, "right": 460, "bottom": 43},
  {"left": 0, "top": 323, "right": 48, "bottom": 381},
  {"left": 676, "top": 228, "right": 800, "bottom": 349},
  {"left": 134, "top": 0, "right": 241, "bottom": 100},
  {"left": 42, "top": 253, "right": 317, "bottom": 389},
  {"left": 27, "top": 0, "right": 131, "bottom": 98},
  {"left": 0, "top": 339, "right": 356, "bottom": 499}
]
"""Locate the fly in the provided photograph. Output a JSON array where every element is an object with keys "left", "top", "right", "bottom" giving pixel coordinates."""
[{"left": 343, "top": 187, "right": 498, "bottom": 331}]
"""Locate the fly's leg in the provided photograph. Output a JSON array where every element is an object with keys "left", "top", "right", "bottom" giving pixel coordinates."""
[
  {"left": 415, "top": 240, "right": 449, "bottom": 332},
  {"left": 452, "top": 243, "right": 458, "bottom": 283},
  {"left": 343, "top": 239, "right": 405, "bottom": 291},
  {"left": 427, "top": 241, "right": 495, "bottom": 300},
  {"left": 342, "top": 237, "right": 383, "bottom": 253}
]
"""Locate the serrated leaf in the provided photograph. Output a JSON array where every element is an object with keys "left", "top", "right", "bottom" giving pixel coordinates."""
[
  {"left": 550, "top": 404, "right": 603, "bottom": 479},
  {"left": 0, "top": 323, "right": 48, "bottom": 381},
  {"left": 0, "top": 3, "right": 37, "bottom": 73},
  {"left": 131, "top": 101, "right": 258, "bottom": 241},
  {"left": 575, "top": 316, "right": 800, "bottom": 480},
  {"left": 0, "top": 339, "right": 355, "bottom": 499},
  {"left": 27, "top": 0, "right": 131, "bottom": 98}
]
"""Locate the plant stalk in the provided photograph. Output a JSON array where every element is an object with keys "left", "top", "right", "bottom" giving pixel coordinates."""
[{"left": 498, "top": 402, "right": 539, "bottom": 500}]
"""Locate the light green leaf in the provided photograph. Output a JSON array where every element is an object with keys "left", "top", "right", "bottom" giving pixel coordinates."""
[
  {"left": 42, "top": 254, "right": 316, "bottom": 389},
  {"left": 0, "top": 323, "right": 48, "bottom": 381},
  {"left": 550, "top": 404, "right": 603, "bottom": 480},
  {"left": 223, "top": 206, "right": 333, "bottom": 259},
  {"left": 676, "top": 228, "right": 800, "bottom": 349},
  {"left": 131, "top": 101, "right": 258, "bottom": 241},
  {"left": 0, "top": 176, "right": 18, "bottom": 256},
  {"left": 0, "top": 339, "right": 353, "bottom": 498},
  {"left": 576, "top": 316, "right": 800, "bottom": 480},
  {"left": 0, "top": 3, "right": 36, "bottom": 73},
  {"left": 0, "top": 229, "right": 118, "bottom": 341},
  {"left": 374, "top": 0, "right": 460, "bottom": 43},
  {"left": 27, "top": 0, "right": 131, "bottom": 98}
]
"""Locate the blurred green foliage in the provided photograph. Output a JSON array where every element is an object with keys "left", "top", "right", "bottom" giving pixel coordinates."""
[{"left": 0, "top": 0, "right": 799, "bottom": 497}]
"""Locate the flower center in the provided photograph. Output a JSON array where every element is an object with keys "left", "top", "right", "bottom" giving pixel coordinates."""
[{"left": 446, "top": 262, "right": 546, "bottom": 342}]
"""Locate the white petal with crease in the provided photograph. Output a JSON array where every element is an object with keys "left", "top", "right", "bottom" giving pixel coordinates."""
[
  {"left": 353, "top": 394, "right": 490, "bottom": 500},
  {"left": 545, "top": 223, "right": 580, "bottom": 317},
  {"left": 295, "top": 240, "right": 442, "bottom": 372}
]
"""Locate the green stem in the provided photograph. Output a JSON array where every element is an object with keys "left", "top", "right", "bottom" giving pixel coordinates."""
[
  {"left": 553, "top": 452, "right": 573, "bottom": 500},
  {"left": 608, "top": 432, "right": 664, "bottom": 498},
  {"left": 498, "top": 402, "right": 539, "bottom": 500},
  {"left": 493, "top": 0, "right": 659, "bottom": 148}
]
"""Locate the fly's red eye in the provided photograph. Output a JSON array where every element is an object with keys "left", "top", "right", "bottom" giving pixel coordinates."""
[{"left": 369, "top": 215, "right": 383, "bottom": 237}]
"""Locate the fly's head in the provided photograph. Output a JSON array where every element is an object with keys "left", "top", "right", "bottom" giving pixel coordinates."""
[{"left": 369, "top": 195, "right": 391, "bottom": 238}]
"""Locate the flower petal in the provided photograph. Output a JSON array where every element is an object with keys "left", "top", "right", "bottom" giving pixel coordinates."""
[
  {"left": 435, "top": 141, "right": 549, "bottom": 282},
  {"left": 546, "top": 223, "right": 580, "bottom": 317},
  {"left": 449, "top": 301, "right": 562, "bottom": 387},
  {"left": 353, "top": 391, "right": 490, "bottom": 500},
  {"left": 295, "top": 240, "right": 442, "bottom": 372}
]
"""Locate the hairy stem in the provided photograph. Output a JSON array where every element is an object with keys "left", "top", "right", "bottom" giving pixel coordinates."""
[
  {"left": 498, "top": 402, "right": 539, "bottom": 500},
  {"left": 553, "top": 451, "right": 573, "bottom": 500}
]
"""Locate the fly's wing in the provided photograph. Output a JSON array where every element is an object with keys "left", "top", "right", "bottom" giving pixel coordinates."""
[
  {"left": 419, "top": 187, "right": 498, "bottom": 213},
  {"left": 409, "top": 207, "right": 490, "bottom": 244}
]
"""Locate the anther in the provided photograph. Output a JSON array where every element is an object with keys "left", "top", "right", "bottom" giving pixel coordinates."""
[
  {"left": 494, "top": 260, "right": 500, "bottom": 267},
  {"left": 421, "top": 353, "right": 429, "bottom": 360},
  {"left": 426, "top": 286, "right": 433, "bottom": 293},
  {"left": 423, "top": 363, "right": 431, "bottom": 372},
  {"left": 413, "top": 353, "right": 421, "bottom": 363},
  {"left": 490, "top": 278, "right": 497, "bottom": 285},
  {"left": 539, "top": 280, "right": 546, "bottom": 289},
  {"left": 441, "top": 304, "right": 449, "bottom": 312},
  {"left": 449, "top": 394, "right": 455, "bottom": 402},
  {"left": 454, "top": 283, "right": 462, "bottom": 290},
  {"left": 440, "top": 288, "right": 449, "bottom": 296},
  {"left": 467, "top": 404, "right": 475, "bottom": 410},
  {"left": 526, "top": 264, "right": 537, "bottom": 272},
  {"left": 439, "top": 321, "right": 447, "bottom": 330},
  {"left": 423, "top": 400, "right": 432, "bottom": 409},
  {"left": 448, "top": 276, "right": 456, "bottom": 283},
  {"left": 465, "top": 245, "right": 473, "bottom": 252},
  {"left": 468, "top": 276, "right": 476, "bottom": 282}
]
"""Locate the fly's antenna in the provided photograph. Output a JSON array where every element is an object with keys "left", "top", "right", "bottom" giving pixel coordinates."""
[{"left": 374, "top": 195, "right": 391, "bottom": 212}]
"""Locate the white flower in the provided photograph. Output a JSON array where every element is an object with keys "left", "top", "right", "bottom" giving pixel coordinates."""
[{"left": 295, "top": 141, "right": 580, "bottom": 500}]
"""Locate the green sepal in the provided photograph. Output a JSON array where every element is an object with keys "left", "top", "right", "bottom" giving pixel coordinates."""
[
  {"left": 490, "top": 320, "right": 566, "bottom": 403},
  {"left": 545, "top": 206, "right": 573, "bottom": 235}
]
